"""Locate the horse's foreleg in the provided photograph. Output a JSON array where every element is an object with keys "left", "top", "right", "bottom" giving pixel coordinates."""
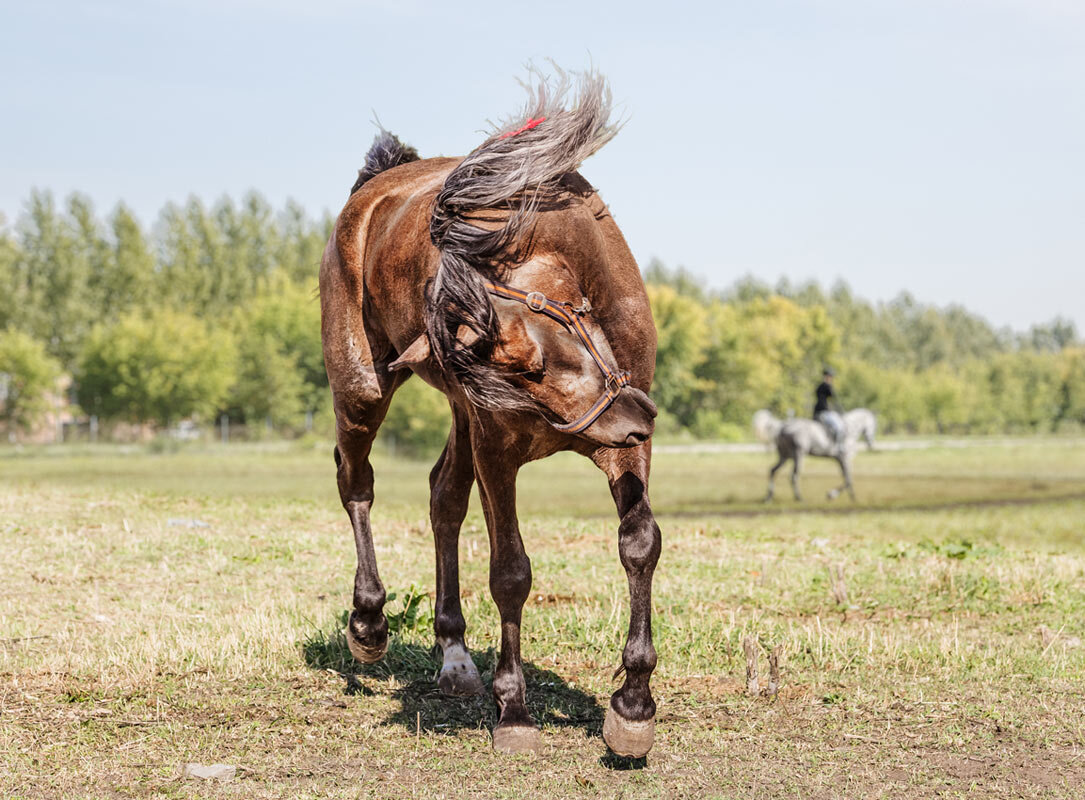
[
  {"left": 841, "top": 456, "right": 856, "bottom": 500},
  {"left": 335, "top": 394, "right": 397, "bottom": 664},
  {"left": 828, "top": 455, "right": 855, "bottom": 500},
  {"left": 791, "top": 451, "right": 804, "bottom": 502},
  {"left": 593, "top": 444, "right": 661, "bottom": 759},
  {"left": 473, "top": 437, "right": 538, "bottom": 753},
  {"left": 429, "top": 404, "right": 482, "bottom": 696}
]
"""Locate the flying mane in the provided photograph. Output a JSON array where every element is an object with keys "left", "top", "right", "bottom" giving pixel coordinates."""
[{"left": 425, "top": 68, "right": 621, "bottom": 411}]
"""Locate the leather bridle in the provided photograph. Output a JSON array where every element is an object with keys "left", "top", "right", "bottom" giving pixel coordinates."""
[{"left": 484, "top": 281, "right": 631, "bottom": 434}]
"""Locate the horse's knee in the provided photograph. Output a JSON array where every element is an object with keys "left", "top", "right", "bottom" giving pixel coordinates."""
[
  {"left": 490, "top": 550, "right": 532, "bottom": 610},
  {"left": 618, "top": 504, "right": 661, "bottom": 576},
  {"left": 337, "top": 450, "right": 375, "bottom": 505}
]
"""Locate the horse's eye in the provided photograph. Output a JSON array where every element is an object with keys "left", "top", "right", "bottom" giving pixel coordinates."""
[{"left": 522, "top": 359, "right": 546, "bottom": 383}]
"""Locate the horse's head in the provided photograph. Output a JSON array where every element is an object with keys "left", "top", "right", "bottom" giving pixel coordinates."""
[
  {"left": 481, "top": 262, "right": 656, "bottom": 448},
  {"left": 396, "top": 257, "right": 656, "bottom": 448}
]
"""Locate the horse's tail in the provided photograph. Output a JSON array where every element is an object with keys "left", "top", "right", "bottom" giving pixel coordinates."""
[
  {"left": 349, "top": 130, "right": 420, "bottom": 196},
  {"left": 426, "top": 67, "right": 621, "bottom": 408}
]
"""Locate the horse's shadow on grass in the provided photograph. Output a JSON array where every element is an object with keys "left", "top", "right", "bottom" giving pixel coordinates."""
[{"left": 301, "top": 621, "right": 606, "bottom": 742}]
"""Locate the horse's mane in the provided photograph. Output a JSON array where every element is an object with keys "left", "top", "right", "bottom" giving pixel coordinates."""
[
  {"left": 349, "top": 129, "right": 420, "bottom": 196},
  {"left": 426, "top": 67, "right": 621, "bottom": 412}
]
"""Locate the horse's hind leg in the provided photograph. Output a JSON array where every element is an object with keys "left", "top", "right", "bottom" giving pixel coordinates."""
[
  {"left": 429, "top": 403, "right": 483, "bottom": 696},
  {"left": 592, "top": 444, "right": 662, "bottom": 758},
  {"left": 335, "top": 390, "right": 400, "bottom": 664}
]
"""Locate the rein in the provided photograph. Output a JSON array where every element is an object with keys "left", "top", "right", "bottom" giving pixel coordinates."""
[{"left": 484, "top": 281, "right": 630, "bottom": 434}]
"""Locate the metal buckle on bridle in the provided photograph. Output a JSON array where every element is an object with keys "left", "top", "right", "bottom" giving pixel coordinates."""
[
  {"left": 564, "top": 297, "right": 592, "bottom": 315},
  {"left": 525, "top": 291, "right": 547, "bottom": 312}
]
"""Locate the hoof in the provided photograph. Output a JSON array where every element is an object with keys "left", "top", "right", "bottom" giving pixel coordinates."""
[
  {"left": 346, "top": 619, "right": 387, "bottom": 665},
  {"left": 492, "top": 724, "right": 542, "bottom": 755},
  {"left": 438, "top": 662, "right": 484, "bottom": 697},
  {"left": 603, "top": 706, "right": 654, "bottom": 758}
]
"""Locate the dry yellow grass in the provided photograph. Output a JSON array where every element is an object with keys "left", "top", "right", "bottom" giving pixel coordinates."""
[{"left": 1, "top": 441, "right": 1084, "bottom": 798}]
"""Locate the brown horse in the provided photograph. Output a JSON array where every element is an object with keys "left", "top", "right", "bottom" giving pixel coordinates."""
[{"left": 319, "top": 70, "right": 661, "bottom": 757}]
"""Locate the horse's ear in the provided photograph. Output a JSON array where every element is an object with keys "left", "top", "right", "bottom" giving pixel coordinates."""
[
  {"left": 455, "top": 324, "right": 480, "bottom": 349},
  {"left": 389, "top": 335, "right": 431, "bottom": 371}
]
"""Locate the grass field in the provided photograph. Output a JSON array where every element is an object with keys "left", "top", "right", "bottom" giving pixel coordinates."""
[{"left": 2, "top": 439, "right": 1084, "bottom": 798}]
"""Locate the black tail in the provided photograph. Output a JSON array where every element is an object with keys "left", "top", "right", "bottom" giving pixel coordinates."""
[{"left": 349, "top": 130, "right": 420, "bottom": 195}]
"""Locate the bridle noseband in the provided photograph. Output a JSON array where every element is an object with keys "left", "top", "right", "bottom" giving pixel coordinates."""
[{"left": 484, "top": 281, "right": 631, "bottom": 434}]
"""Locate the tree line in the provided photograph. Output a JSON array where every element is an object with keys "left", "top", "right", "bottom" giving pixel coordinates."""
[
  {"left": 645, "top": 261, "right": 1083, "bottom": 438},
  {"left": 0, "top": 191, "right": 1081, "bottom": 449}
]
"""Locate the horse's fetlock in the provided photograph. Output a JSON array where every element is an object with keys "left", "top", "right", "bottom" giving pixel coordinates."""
[
  {"left": 353, "top": 586, "right": 386, "bottom": 615},
  {"left": 433, "top": 609, "right": 466, "bottom": 640},
  {"left": 623, "top": 641, "right": 658, "bottom": 676}
]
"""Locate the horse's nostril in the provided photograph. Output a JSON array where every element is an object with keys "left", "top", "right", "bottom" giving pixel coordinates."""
[{"left": 625, "top": 431, "right": 649, "bottom": 446}]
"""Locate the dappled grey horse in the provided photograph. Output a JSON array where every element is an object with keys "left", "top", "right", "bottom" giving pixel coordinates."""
[{"left": 764, "top": 408, "right": 877, "bottom": 501}]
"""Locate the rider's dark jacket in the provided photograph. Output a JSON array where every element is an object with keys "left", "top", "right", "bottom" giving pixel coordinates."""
[{"left": 813, "top": 381, "right": 834, "bottom": 416}]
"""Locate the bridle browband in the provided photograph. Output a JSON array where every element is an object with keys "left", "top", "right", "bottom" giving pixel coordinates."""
[{"left": 484, "top": 281, "right": 631, "bottom": 434}]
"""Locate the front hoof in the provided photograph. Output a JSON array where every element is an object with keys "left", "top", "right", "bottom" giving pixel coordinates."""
[
  {"left": 345, "top": 613, "right": 388, "bottom": 665},
  {"left": 438, "top": 661, "right": 484, "bottom": 697},
  {"left": 492, "top": 724, "right": 542, "bottom": 755},
  {"left": 603, "top": 705, "right": 654, "bottom": 758}
]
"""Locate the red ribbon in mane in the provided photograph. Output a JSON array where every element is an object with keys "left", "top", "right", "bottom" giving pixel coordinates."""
[{"left": 499, "top": 117, "right": 546, "bottom": 140}]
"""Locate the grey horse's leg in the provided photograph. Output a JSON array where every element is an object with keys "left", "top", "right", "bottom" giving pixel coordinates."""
[
  {"left": 790, "top": 451, "right": 804, "bottom": 501},
  {"left": 841, "top": 455, "right": 856, "bottom": 500},
  {"left": 429, "top": 404, "right": 483, "bottom": 695},
  {"left": 766, "top": 453, "right": 787, "bottom": 501},
  {"left": 828, "top": 455, "right": 856, "bottom": 500}
]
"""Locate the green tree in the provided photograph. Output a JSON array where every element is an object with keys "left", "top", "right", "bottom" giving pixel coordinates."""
[
  {"left": 231, "top": 278, "right": 326, "bottom": 416},
  {"left": 12, "top": 191, "right": 95, "bottom": 366},
  {"left": 646, "top": 284, "right": 710, "bottom": 428},
  {"left": 0, "top": 214, "right": 20, "bottom": 331},
  {"left": 77, "top": 310, "right": 236, "bottom": 426},
  {"left": 0, "top": 329, "right": 62, "bottom": 433},
  {"left": 278, "top": 200, "right": 330, "bottom": 286},
  {"left": 99, "top": 204, "right": 154, "bottom": 313},
  {"left": 230, "top": 332, "right": 308, "bottom": 430}
]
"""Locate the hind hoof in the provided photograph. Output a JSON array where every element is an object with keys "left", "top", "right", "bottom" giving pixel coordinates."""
[
  {"left": 603, "top": 706, "right": 654, "bottom": 758},
  {"left": 492, "top": 724, "right": 542, "bottom": 755},
  {"left": 346, "top": 615, "right": 388, "bottom": 665},
  {"left": 438, "top": 662, "right": 484, "bottom": 697}
]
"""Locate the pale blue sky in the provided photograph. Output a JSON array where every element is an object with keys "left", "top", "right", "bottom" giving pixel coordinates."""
[{"left": 2, "top": 0, "right": 1083, "bottom": 330}]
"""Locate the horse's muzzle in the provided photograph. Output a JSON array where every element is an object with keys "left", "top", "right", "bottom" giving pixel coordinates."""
[{"left": 588, "top": 386, "right": 656, "bottom": 449}]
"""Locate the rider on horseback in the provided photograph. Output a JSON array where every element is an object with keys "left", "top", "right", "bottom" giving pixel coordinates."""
[{"left": 814, "top": 367, "right": 845, "bottom": 450}]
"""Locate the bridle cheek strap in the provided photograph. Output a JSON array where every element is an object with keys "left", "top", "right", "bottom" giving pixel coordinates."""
[{"left": 484, "top": 281, "right": 631, "bottom": 435}]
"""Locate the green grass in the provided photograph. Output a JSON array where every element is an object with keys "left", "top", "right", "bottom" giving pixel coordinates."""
[{"left": 2, "top": 440, "right": 1084, "bottom": 798}]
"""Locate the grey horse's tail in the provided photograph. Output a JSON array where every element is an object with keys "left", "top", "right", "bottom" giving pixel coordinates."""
[
  {"left": 349, "top": 130, "right": 420, "bottom": 196},
  {"left": 425, "top": 67, "right": 621, "bottom": 410}
]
